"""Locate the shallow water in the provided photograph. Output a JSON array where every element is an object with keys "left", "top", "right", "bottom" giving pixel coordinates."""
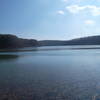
[{"left": 0, "top": 46, "right": 100, "bottom": 100}]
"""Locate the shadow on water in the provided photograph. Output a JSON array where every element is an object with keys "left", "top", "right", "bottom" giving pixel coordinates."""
[
  {"left": 0, "top": 47, "right": 38, "bottom": 61},
  {"left": 0, "top": 47, "right": 38, "bottom": 52},
  {"left": 0, "top": 54, "right": 19, "bottom": 60}
]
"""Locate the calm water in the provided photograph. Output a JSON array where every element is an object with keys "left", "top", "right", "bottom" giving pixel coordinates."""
[{"left": 0, "top": 46, "right": 100, "bottom": 100}]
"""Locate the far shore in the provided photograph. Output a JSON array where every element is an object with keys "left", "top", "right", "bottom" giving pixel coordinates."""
[{"left": 1, "top": 45, "right": 100, "bottom": 52}]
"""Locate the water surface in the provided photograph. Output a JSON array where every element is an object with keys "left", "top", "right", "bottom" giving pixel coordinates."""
[{"left": 0, "top": 46, "right": 100, "bottom": 100}]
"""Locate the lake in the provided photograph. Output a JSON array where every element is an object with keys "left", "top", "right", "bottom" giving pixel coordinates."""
[{"left": 0, "top": 45, "right": 100, "bottom": 100}]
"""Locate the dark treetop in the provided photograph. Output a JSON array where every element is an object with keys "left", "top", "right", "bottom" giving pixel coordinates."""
[{"left": 0, "top": 34, "right": 38, "bottom": 49}]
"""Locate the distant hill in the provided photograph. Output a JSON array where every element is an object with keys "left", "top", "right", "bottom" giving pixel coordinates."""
[
  {"left": 39, "top": 40, "right": 65, "bottom": 46},
  {"left": 0, "top": 34, "right": 38, "bottom": 49},
  {"left": 1, "top": 34, "right": 100, "bottom": 49},
  {"left": 39, "top": 36, "right": 100, "bottom": 46},
  {"left": 64, "top": 36, "right": 100, "bottom": 45}
]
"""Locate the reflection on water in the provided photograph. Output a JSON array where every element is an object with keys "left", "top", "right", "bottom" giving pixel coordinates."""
[
  {"left": 0, "top": 47, "right": 38, "bottom": 52},
  {"left": 0, "top": 46, "right": 100, "bottom": 100},
  {"left": 0, "top": 55, "right": 19, "bottom": 60}
]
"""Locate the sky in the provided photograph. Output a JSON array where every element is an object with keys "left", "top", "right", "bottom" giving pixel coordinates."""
[{"left": 0, "top": 0, "right": 100, "bottom": 40}]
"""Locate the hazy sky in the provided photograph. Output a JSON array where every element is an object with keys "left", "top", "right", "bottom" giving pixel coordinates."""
[{"left": 0, "top": 0, "right": 100, "bottom": 40}]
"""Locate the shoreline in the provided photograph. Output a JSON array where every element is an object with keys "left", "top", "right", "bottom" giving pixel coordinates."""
[{"left": 1, "top": 46, "right": 100, "bottom": 52}]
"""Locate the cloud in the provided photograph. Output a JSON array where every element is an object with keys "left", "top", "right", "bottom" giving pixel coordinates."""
[
  {"left": 57, "top": 10, "right": 65, "bottom": 15},
  {"left": 66, "top": 5, "right": 86, "bottom": 13},
  {"left": 63, "top": 0, "right": 68, "bottom": 2},
  {"left": 84, "top": 20, "right": 95, "bottom": 25},
  {"left": 66, "top": 5, "right": 100, "bottom": 16}
]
